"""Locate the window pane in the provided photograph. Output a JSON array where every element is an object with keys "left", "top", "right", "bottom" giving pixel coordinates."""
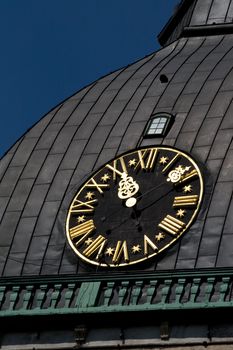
[
  {"left": 160, "top": 118, "right": 167, "bottom": 123},
  {"left": 158, "top": 122, "right": 166, "bottom": 127},
  {"left": 145, "top": 114, "right": 172, "bottom": 137}
]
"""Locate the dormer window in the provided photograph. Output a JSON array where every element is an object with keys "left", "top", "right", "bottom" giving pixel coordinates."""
[{"left": 144, "top": 113, "right": 173, "bottom": 138}]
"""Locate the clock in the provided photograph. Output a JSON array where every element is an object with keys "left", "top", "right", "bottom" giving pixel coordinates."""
[{"left": 66, "top": 146, "right": 204, "bottom": 268}]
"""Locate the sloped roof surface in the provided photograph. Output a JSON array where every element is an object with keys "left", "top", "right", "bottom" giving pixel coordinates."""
[
  {"left": 0, "top": 2, "right": 233, "bottom": 277},
  {"left": 191, "top": 0, "right": 233, "bottom": 25}
]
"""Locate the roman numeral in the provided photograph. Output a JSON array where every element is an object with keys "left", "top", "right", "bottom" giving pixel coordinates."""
[
  {"left": 70, "top": 199, "right": 97, "bottom": 213},
  {"left": 176, "top": 169, "right": 198, "bottom": 185},
  {"left": 144, "top": 235, "right": 158, "bottom": 256},
  {"left": 158, "top": 215, "right": 185, "bottom": 236},
  {"left": 173, "top": 195, "right": 199, "bottom": 208},
  {"left": 162, "top": 154, "right": 180, "bottom": 174},
  {"left": 69, "top": 219, "right": 95, "bottom": 240},
  {"left": 106, "top": 157, "right": 128, "bottom": 181},
  {"left": 135, "top": 148, "right": 158, "bottom": 171},
  {"left": 112, "top": 240, "right": 129, "bottom": 264},
  {"left": 83, "top": 235, "right": 106, "bottom": 260},
  {"left": 85, "top": 177, "right": 109, "bottom": 194}
]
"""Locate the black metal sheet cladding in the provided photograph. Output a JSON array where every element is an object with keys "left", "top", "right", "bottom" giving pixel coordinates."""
[
  {"left": 159, "top": 0, "right": 233, "bottom": 46},
  {"left": 0, "top": 0, "right": 233, "bottom": 276}
]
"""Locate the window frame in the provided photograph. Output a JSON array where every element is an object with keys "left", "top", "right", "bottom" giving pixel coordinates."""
[{"left": 144, "top": 113, "right": 174, "bottom": 138}]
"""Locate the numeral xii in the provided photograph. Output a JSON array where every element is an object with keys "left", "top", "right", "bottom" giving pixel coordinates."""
[{"left": 135, "top": 148, "right": 158, "bottom": 171}]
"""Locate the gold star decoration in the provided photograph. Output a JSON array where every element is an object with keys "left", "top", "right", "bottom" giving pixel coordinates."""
[
  {"left": 101, "top": 173, "right": 111, "bottom": 182},
  {"left": 105, "top": 247, "right": 115, "bottom": 256},
  {"left": 159, "top": 156, "right": 168, "bottom": 165},
  {"left": 85, "top": 191, "right": 95, "bottom": 200},
  {"left": 128, "top": 158, "right": 137, "bottom": 167},
  {"left": 84, "top": 238, "right": 93, "bottom": 246},
  {"left": 77, "top": 215, "right": 85, "bottom": 224},
  {"left": 176, "top": 209, "right": 186, "bottom": 218},
  {"left": 155, "top": 232, "right": 165, "bottom": 241},
  {"left": 183, "top": 185, "right": 192, "bottom": 193},
  {"left": 131, "top": 245, "right": 141, "bottom": 254}
]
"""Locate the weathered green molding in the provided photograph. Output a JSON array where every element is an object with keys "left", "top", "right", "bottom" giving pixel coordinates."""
[
  {"left": 0, "top": 268, "right": 233, "bottom": 317},
  {"left": 1, "top": 267, "right": 233, "bottom": 284}
]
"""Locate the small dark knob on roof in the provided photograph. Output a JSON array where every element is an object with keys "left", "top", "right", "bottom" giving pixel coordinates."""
[{"left": 160, "top": 74, "right": 169, "bottom": 83}]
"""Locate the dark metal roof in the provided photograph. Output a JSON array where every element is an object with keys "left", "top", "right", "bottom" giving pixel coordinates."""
[
  {"left": 0, "top": 3, "right": 233, "bottom": 278},
  {"left": 159, "top": 0, "right": 233, "bottom": 46}
]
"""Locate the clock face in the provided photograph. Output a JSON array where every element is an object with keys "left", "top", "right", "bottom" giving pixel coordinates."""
[{"left": 66, "top": 146, "right": 204, "bottom": 268}]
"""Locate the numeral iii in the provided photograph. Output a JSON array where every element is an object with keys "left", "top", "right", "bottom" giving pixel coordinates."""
[{"left": 173, "top": 195, "right": 199, "bottom": 208}]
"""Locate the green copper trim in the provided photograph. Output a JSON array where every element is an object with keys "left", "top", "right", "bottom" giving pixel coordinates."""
[{"left": 0, "top": 268, "right": 233, "bottom": 317}]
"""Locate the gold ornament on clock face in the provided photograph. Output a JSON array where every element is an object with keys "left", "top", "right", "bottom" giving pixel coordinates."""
[{"left": 66, "top": 146, "right": 204, "bottom": 268}]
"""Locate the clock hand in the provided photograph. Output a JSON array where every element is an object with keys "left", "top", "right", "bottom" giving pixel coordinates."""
[
  {"left": 102, "top": 182, "right": 174, "bottom": 235},
  {"left": 107, "top": 187, "right": 173, "bottom": 234},
  {"left": 132, "top": 205, "right": 142, "bottom": 231},
  {"left": 107, "top": 207, "right": 143, "bottom": 234},
  {"left": 102, "top": 180, "right": 172, "bottom": 222},
  {"left": 138, "top": 186, "right": 174, "bottom": 212},
  {"left": 117, "top": 172, "right": 140, "bottom": 207},
  {"left": 105, "top": 186, "right": 172, "bottom": 234},
  {"left": 137, "top": 180, "right": 172, "bottom": 201},
  {"left": 104, "top": 162, "right": 140, "bottom": 207}
]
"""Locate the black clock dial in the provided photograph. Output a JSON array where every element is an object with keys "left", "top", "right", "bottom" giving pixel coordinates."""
[{"left": 66, "top": 146, "right": 204, "bottom": 267}]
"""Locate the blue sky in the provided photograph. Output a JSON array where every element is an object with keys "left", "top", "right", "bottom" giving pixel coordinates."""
[{"left": 0, "top": 0, "right": 178, "bottom": 157}]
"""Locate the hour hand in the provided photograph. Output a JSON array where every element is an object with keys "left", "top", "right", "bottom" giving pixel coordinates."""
[{"left": 117, "top": 172, "right": 139, "bottom": 207}]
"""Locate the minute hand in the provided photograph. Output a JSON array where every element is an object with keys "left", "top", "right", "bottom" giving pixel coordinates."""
[
  {"left": 137, "top": 180, "right": 172, "bottom": 201},
  {"left": 138, "top": 185, "right": 174, "bottom": 212}
]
